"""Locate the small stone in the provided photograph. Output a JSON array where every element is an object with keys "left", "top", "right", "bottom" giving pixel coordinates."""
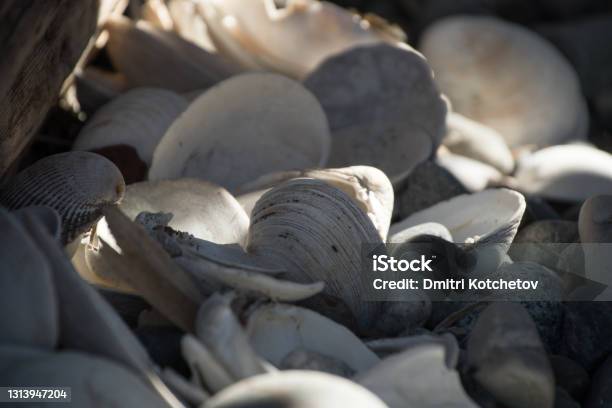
[
  {"left": 550, "top": 355, "right": 589, "bottom": 400},
  {"left": 467, "top": 303, "right": 555, "bottom": 408}
]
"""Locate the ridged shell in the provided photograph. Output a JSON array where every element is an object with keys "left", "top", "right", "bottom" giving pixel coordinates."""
[
  {"left": 73, "top": 88, "right": 188, "bottom": 166},
  {"left": 420, "top": 16, "right": 588, "bottom": 147},
  {"left": 200, "top": 0, "right": 388, "bottom": 78},
  {"left": 515, "top": 144, "right": 612, "bottom": 202},
  {"left": 205, "top": 370, "right": 388, "bottom": 408},
  {"left": 149, "top": 73, "right": 331, "bottom": 191},
  {"left": 105, "top": 16, "right": 241, "bottom": 92},
  {"left": 236, "top": 166, "right": 394, "bottom": 239},
  {"left": 304, "top": 44, "right": 448, "bottom": 183},
  {"left": 0, "top": 152, "right": 125, "bottom": 244},
  {"left": 246, "top": 303, "right": 380, "bottom": 373},
  {"left": 247, "top": 178, "right": 383, "bottom": 330}
]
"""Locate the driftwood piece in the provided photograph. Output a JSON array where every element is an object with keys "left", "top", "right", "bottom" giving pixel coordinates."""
[{"left": 0, "top": 0, "right": 126, "bottom": 179}]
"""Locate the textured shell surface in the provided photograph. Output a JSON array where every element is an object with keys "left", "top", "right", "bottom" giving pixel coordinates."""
[
  {"left": 105, "top": 16, "right": 241, "bottom": 93},
  {"left": 201, "top": 0, "right": 387, "bottom": 78},
  {"left": 515, "top": 144, "right": 612, "bottom": 201},
  {"left": 436, "top": 151, "right": 504, "bottom": 192},
  {"left": 246, "top": 303, "right": 380, "bottom": 373},
  {"left": 0, "top": 152, "right": 125, "bottom": 244},
  {"left": 357, "top": 343, "right": 478, "bottom": 408},
  {"left": 204, "top": 370, "right": 389, "bottom": 408},
  {"left": 149, "top": 73, "right": 331, "bottom": 191},
  {"left": 73, "top": 88, "right": 188, "bottom": 166},
  {"left": 420, "top": 16, "right": 588, "bottom": 147},
  {"left": 247, "top": 178, "right": 383, "bottom": 330},
  {"left": 390, "top": 188, "right": 526, "bottom": 245},
  {"left": 304, "top": 44, "right": 448, "bottom": 183}
]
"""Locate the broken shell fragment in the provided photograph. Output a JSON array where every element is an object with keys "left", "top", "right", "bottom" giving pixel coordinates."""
[
  {"left": 420, "top": 16, "right": 588, "bottom": 147},
  {"left": 200, "top": 0, "right": 390, "bottom": 78},
  {"left": 73, "top": 88, "right": 188, "bottom": 166},
  {"left": 304, "top": 44, "right": 448, "bottom": 183},
  {"left": 105, "top": 16, "right": 240, "bottom": 92},
  {"left": 0, "top": 152, "right": 125, "bottom": 244},
  {"left": 246, "top": 303, "right": 379, "bottom": 374},
  {"left": 149, "top": 73, "right": 331, "bottom": 191},
  {"left": 205, "top": 370, "right": 388, "bottom": 408}
]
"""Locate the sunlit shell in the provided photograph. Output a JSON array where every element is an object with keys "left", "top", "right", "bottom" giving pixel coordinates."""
[
  {"left": 436, "top": 151, "right": 504, "bottom": 192},
  {"left": 149, "top": 73, "right": 331, "bottom": 191},
  {"left": 420, "top": 16, "right": 588, "bottom": 147}
]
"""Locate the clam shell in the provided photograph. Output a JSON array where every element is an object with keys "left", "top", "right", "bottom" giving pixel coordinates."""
[
  {"left": 105, "top": 16, "right": 240, "bottom": 92},
  {"left": 436, "top": 151, "right": 504, "bottom": 192},
  {"left": 444, "top": 112, "right": 514, "bottom": 174},
  {"left": 205, "top": 370, "right": 388, "bottom": 408},
  {"left": 200, "top": 0, "right": 387, "bottom": 78},
  {"left": 236, "top": 166, "right": 394, "bottom": 239},
  {"left": 420, "top": 16, "right": 588, "bottom": 147},
  {"left": 247, "top": 178, "right": 383, "bottom": 330},
  {"left": 515, "top": 144, "right": 612, "bottom": 201},
  {"left": 0, "top": 152, "right": 125, "bottom": 244},
  {"left": 149, "top": 73, "right": 331, "bottom": 191},
  {"left": 246, "top": 303, "right": 380, "bottom": 374},
  {"left": 73, "top": 88, "right": 188, "bottom": 166},
  {"left": 303, "top": 44, "right": 448, "bottom": 183}
]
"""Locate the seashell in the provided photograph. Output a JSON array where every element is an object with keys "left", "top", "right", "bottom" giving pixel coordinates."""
[
  {"left": 0, "top": 208, "right": 58, "bottom": 349},
  {"left": 205, "top": 370, "right": 388, "bottom": 408},
  {"left": 181, "top": 334, "right": 234, "bottom": 393},
  {"left": 140, "top": 0, "right": 174, "bottom": 30},
  {"left": 74, "top": 67, "right": 127, "bottom": 115},
  {"left": 304, "top": 44, "right": 448, "bottom": 183},
  {"left": 366, "top": 333, "right": 460, "bottom": 365},
  {"left": 105, "top": 16, "right": 241, "bottom": 93},
  {"left": 0, "top": 347, "right": 174, "bottom": 408},
  {"left": 357, "top": 342, "right": 478, "bottom": 408},
  {"left": 444, "top": 112, "right": 514, "bottom": 174},
  {"left": 0, "top": 152, "right": 125, "bottom": 244},
  {"left": 73, "top": 88, "right": 188, "bottom": 167},
  {"left": 388, "top": 222, "right": 452, "bottom": 244},
  {"left": 166, "top": 0, "right": 217, "bottom": 52},
  {"left": 200, "top": 0, "right": 390, "bottom": 78},
  {"left": 436, "top": 150, "right": 504, "bottom": 192},
  {"left": 420, "top": 16, "right": 588, "bottom": 147},
  {"left": 515, "top": 144, "right": 612, "bottom": 202},
  {"left": 467, "top": 303, "right": 555, "bottom": 408},
  {"left": 236, "top": 165, "right": 394, "bottom": 239},
  {"left": 162, "top": 366, "right": 210, "bottom": 406},
  {"left": 149, "top": 73, "right": 331, "bottom": 191},
  {"left": 247, "top": 178, "right": 384, "bottom": 330},
  {"left": 245, "top": 303, "right": 379, "bottom": 374}
]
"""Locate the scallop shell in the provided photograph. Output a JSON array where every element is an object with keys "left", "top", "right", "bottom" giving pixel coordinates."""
[
  {"left": 205, "top": 370, "right": 388, "bottom": 408},
  {"left": 149, "top": 73, "right": 331, "bottom": 191},
  {"left": 436, "top": 151, "right": 504, "bottom": 192},
  {"left": 73, "top": 88, "right": 188, "bottom": 166},
  {"left": 236, "top": 166, "right": 394, "bottom": 239},
  {"left": 444, "top": 112, "right": 514, "bottom": 174},
  {"left": 0, "top": 152, "right": 125, "bottom": 244},
  {"left": 303, "top": 44, "right": 448, "bottom": 183},
  {"left": 105, "top": 16, "right": 241, "bottom": 92},
  {"left": 515, "top": 144, "right": 612, "bottom": 202},
  {"left": 420, "top": 16, "right": 588, "bottom": 147},
  {"left": 247, "top": 178, "right": 384, "bottom": 330},
  {"left": 200, "top": 0, "right": 389, "bottom": 78},
  {"left": 246, "top": 303, "right": 380, "bottom": 374}
]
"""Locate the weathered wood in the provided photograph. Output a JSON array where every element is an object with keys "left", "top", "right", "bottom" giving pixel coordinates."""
[{"left": 0, "top": 0, "right": 124, "bottom": 179}]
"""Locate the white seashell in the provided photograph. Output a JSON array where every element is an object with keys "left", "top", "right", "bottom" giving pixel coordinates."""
[
  {"left": 200, "top": 0, "right": 389, "bottom": 78},
  {"left": 205, "top": 370, "right": 389, "bottom": 408},
  {"left": 181, "top": 334, "right": 234, "bottom": 393},
  {"left": 236, "top": 166, "right": 394, "bottom": 239},
  {"left": 105, "top": 16, "right": 240, "bottom": 92},
  {"left": 73, "top": 88, "right": 188, "bottom": 166},
  {"left": 515, "top": 144, "right": 612, "bottom": 201},
  {"left": 166, "top": 0, "right": 217, "bottom": 52},
  {"left": 388, "top": 222, "right": 453, "bottom": 244},
  {"left": 436, "top": 151, "right": 504, "bottom": 192},
  {"left": 357, "top": 342, "right": 478, "bottom": 408},
  {"left": 0, "top": 152, "right": 125, "bottom": 244},
  {"left": 304, "top": 44, "right": 448, "bottom": 183},
  {"left": 149, "top": 73, "right": 331, "bottom": 191},
  {"left": 420, "top": 16, "right": 588, "bottom": 147},
  {"left": 246, "top": 303, "right": 380, "bottom": 374},
  {"left": 444, "top": 112, "right": 514, "bottom": 174},
  {"left": 247, "top": 178, "right": 384, "bottom": 330}
]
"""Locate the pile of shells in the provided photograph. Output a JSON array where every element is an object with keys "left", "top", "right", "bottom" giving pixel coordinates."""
[{"left": 2, "top": 0, "right": 612, "bottom": 407}]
